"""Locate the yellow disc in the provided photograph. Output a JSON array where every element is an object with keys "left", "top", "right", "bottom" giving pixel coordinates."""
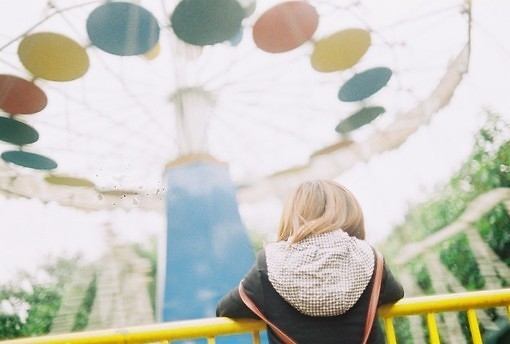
[
  {"left": 18, "top": 32, "right": 89, "bottom": 81},
  {"left": 311, "top": 28, "right": 371, "bottom": 73},
  {"left": 45, "top": 174, "right": 95, "bottom": 187}
]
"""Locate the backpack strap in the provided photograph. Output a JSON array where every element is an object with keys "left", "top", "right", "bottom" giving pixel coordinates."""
[
  {"left": 238, "top": 282, "right": 297, "bottom": 344},
  {"left": 362, "top": 249, "right": 384, "bottom": 344}
]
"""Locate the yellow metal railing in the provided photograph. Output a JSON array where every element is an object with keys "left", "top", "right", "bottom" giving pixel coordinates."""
[
  {"left": 0, "top": 318, "right": 266, "bottom": 344},
  {"left": 378, "top": 288, "right": 510, "bottom": 344},
  {"left": 1, "top": 288, "right": 509, "bottom": 344}
]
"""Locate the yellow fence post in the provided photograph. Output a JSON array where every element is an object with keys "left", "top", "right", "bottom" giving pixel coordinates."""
[
  {"left": 383, "top": 317, "right": 397, "bottom": 344},
  {"left": 426, "top": 313, "right": 440, "bottom": 344},
  {"left": 466, "top": 309, "right": 482, "bottom": 344},
  {"left": 252, "top": 331, "right": 261, "bottom": 344}
]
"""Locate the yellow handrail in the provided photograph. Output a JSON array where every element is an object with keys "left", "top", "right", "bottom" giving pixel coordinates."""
[
  {"left": 0, "top": 318, "right": 266, "bottom": 344},
  {"left": 378, "top": 288, "right": 510, "bottom": 344},
  {"left": 378, "top": 288, "right": 510, "bottom": 316},
  {"left": 1, "top": 288, "right": 509, "bottom": 344}
]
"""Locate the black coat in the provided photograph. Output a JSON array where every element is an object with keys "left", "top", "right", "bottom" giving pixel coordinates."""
[{"left": 216, "top": 249, "right": 404, "bottom": 344}]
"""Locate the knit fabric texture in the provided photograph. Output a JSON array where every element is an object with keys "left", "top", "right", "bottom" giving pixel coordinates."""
[{"left": 265, "top": 229, "right": 375, "bottom": 316}]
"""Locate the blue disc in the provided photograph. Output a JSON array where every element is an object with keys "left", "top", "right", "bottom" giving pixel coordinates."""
[
  {"left": 87, "top": 2, "right": 160, "bottom": 56},
  {"left": 338, "top": 67, "right": 392, "bottom": 102},
  {"left": 2, "top": 150, "right": 57, "bottom": 170},
  {"left": 171, "top": 0, "right": 244, "bottom": 46}
]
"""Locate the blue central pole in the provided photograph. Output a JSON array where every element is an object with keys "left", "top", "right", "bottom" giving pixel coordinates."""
[{"left": 158, "top": 157, "right": 256, "bottom": 342}]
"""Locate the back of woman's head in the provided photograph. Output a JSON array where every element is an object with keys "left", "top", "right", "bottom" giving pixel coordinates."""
[{"left": 277, "top": 179, "right": 365, "bottom": 243}]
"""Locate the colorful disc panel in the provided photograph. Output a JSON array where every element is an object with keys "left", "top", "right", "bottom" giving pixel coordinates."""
[
  {"left": 18, "top": 32, "right": 89, "bottom": 81},
  {"left": 338, "top": 67, "right": 392, "bottom": 102},
  {"left": 0, "top": 116, "right": 39, "bottom": 145},
  {"left": 253, "top": 1, "right": 319, "bottom": 53},
  {"left": 335, "top": 106, "right": 386, "bottom": 134},
  {"left": 0, "top": 75, "right": 47, "bottom": 114},
  {"left": 171, "top": 0, "right": 244, "bottom": 46},
  {"left": 45, "top": 174, "right": 95, "bottom": 187},
  {"left": 87, "top": 2, "right": 160, "bottom": 56},
  {"left": 1, "top": 150, "right": 57, "bottom": 170},
  {"left": 311, "top": 28, "right": 371, "bottom": 72}
]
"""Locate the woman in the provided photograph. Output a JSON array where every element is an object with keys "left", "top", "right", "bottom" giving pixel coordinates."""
[{"left": 216, "top": 179, "right": 404, "bottom": 343}]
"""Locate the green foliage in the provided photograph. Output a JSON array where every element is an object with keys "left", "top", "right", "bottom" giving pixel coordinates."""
[
  {"left": 475, "top": 204, "right": 510, "bottom": 266},
  {"left": 72, "top": 276, "right": 97, "bottom": 331},
  {"left": 409, "top": 259, "right": 433, "bottom": 294},
  {"left": 452, "top": 110, "right": 510, "bottom": 195},
  {"left": 439, "top": 234, "right": 484, "bottom": 290},
  {"left": 393, "top": 317, "right": 414, "bottom": 343},
  {"left": 383, "top": 110, "right": 510, "bottom": 341},
  {"left": 133, "top": 237, "right": 158, "bottom": 316},
  {"left": 0, "top": 254, "right": 81, "bottom": 339},
  {"left": 0, "top": 313, "right": 23, "bottom": 339},
  {"left": 19, "top": 285, "right": 62, "bottom": 336},
  {"left": 405, "top": 193, "right": 466, "bottom": 239}
]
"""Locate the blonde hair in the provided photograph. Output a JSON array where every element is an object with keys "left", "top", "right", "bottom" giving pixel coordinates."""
[{"left": 277, "top": 179, "right": 365, "bottom": 243}]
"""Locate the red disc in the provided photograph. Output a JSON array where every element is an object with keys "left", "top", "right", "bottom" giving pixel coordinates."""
[
  {"left": 253, "top": 1, "right": 318, "bottom": 53},
  {"left": 0, "top": 74, "right": 47, "bottom": 114}
]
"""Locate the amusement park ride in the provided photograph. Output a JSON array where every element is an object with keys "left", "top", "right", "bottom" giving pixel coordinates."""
[{"left": 3, "top": 0, "right": 507, "bottom": 342}]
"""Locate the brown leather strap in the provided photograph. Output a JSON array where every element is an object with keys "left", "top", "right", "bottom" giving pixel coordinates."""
[
  {"left": 362, "top": 250, "right": 384, "bottom": 344},
  {"left": 238, "top": 282, "right": 297, "bottom": 344}
]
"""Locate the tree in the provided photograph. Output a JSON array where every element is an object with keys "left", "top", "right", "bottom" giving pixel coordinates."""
[{"left": 0, "top": 254, "right": 81, "bottom": 339}]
